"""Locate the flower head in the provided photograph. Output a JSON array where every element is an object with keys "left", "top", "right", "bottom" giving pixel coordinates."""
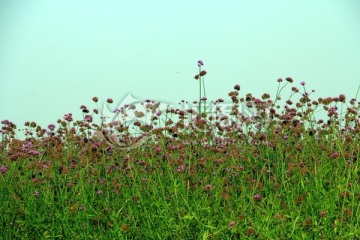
[
  {"left": 64, "top": 113, "right": 73, "bottom": 122},
  {"left": 228, "top": 221, "right": 237, "bottom": 230},
  {"left": 177, "top": 165, "right": 185, "bottom": 173},
  {"left": 291, "top": 87, "right": 299, "bottom": 93},
  {"left": 199, "top": 70, "right": 207, "bottom": 76},
  {"left": 0, "top": 165, "right": 8, "bottom": 174},
  {"left": 155, "top": 146, "right": 162, "bottom": 153},
  {"left": 197, "top": 60, "right": 204, "bottom": 66},
  {"left": 339, "top": 94, "right": 346, "bottom": 102},
  {"left": 48, "top": 124, "right": 56, "bottom": 131},
  {"left": 253, "top": 194, "right": 262, "bottom": 201},
  {"left": 285, "top": 77, "right": 293, "bottom": 83},
  {"left": 84, "top": 115, "right": 93, "bottom": 123}
]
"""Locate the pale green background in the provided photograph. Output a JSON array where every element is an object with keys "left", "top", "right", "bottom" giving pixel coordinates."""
[{"left": 1, "top": 0, "right": 359, "bottom": 135}]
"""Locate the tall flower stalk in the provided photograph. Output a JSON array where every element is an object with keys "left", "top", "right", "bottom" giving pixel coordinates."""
[{"left": 194, "top": 60, "right": 207, "bottom": 114}]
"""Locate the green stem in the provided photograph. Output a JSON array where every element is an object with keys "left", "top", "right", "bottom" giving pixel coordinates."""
[
  {"left": 199, "top": 78, "right": 202, "bottom": 113},
  {"left": 198, "top": 66, "right": 202, "bottom": 114},
  {"left": 202, "top": 76, "right": 206, "bottom": 114}
]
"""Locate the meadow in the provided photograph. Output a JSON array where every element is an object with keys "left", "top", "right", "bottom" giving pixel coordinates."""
[{"left": 0, "top": 62, "right": 359, "bottom": 239}]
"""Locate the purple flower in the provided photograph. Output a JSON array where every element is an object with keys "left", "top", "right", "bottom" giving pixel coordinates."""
[
  {"left": 34, "top": 191, "right": 39, "bottom": 197},
  {"left": 197, "top": 60, "right": 204, "bottom": 66},
  {"left": 291, "top": 87, "right": 299, "bottom": 93},
  {"left": 48, "top": 124, "right": 56, "bottom": 131},
  {"left": 42, "top": 163, "right": 50, "bottom": 169},
  {"left": 300, "top": 81, "right": 306, "bottom": 86},
  {"left": 64, "top": 113, "right": 73, "bottom": 122},
  {"left": 203, "top": 184, "right": 212, "bottom": 191},
  {"left": 0, "top": 165, "right": 8, "bottom": 174},
  {"left": 28, "top": 150, "right": 40, "bottom": 156},
  {"left": 84, "top": 115, "right": 93, "bottom": 123},
  {"left": 285, "top": 77, "right": 293, "bottom": 83},
  {"left": 331, "top": 152, "right": 341, "bottom": 158},
  {"left": 155, "top": 146, "right": 162, "bottom": 153},
  {"left": 329, "top": 106, "right": 337, "bottom": 113},
  {"left": 199, "top": 70, "right": 207, "bottom": 76},
  {"left": 253, "top": 194, "right": 262, "bottom": 201},
  {"left": 177, "top": 165, "right": 185, "bottom": 173},
  {"left": 98, "top": 178, "right": 105, "bottom": 184},
  {"left": 1, "top": 119, "right": 15, "bottom": 128}
]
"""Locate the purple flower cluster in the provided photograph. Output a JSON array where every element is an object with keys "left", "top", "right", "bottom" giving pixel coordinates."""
[
  {"left": 64, "top": 113, "right": 73, "bottom": 122},
  {"left": 0, "top": 165, "right": 8, "bottom": 174},
  {"left": 21, "top": 141, "right": 40, "bottom": 156}
]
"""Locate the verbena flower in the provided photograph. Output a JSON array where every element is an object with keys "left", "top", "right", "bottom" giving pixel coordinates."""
[
  {"left": 84, "top": 115, "right": 93, "bottom": 123},
  {"left": 64, "top": 113, "right": 73, "bottom": 122},
  {"left": 199, "top": 70, "right": 207, "bottom": 76},
  {"left": 285, "top": 77, "right": 293, "bottom": 83},
  {"left": 155, "top": 146, "right": 162, "bottom": 153},
  {"left": 48, "top": 124, "right": 56, "bottom": 131},
  {"left": 177, "top": 165, "right": 185, "bottom": 173},
  {"left": 253, "top": 194, "right": 262, "bottom": 200},
  {"left": 0, "top": 165, "right": 8, "bottom": 174}
]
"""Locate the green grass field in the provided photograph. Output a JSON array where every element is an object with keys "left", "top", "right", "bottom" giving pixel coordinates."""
[{"left": 1, "top": 64, "right": 359, "bottom": 239}]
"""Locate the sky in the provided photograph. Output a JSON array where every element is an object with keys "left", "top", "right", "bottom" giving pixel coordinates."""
[{"left": 1, "top": 0, "right": 360, "bottom": 136}]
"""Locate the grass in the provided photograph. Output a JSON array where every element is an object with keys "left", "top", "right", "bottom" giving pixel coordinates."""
[{"left": 0, "top": 62, "right": 359, "bottom": 239}]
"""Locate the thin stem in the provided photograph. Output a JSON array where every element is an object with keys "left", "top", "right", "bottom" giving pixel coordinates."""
[
  {"left": 202, "top": 76, "right": 206, "bottom": 113},
  {"left": 198, "top": 65, "right": 202, "bottom": 114}
]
